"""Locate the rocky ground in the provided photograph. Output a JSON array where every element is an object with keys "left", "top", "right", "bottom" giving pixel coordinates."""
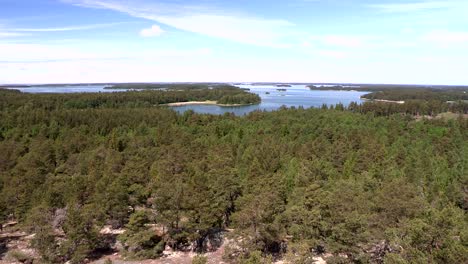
[
  {"left": 0, "top": 222, "right": 229, "bottom": 264},
  {"left": 0, "top": 222, "right": 38, "bottom": 264},
  {"left": 91, "top": 244, "right": 228, "bottom": 264},
  {"left": 1, "top": 224, "right": 329, "bottom": 264}
]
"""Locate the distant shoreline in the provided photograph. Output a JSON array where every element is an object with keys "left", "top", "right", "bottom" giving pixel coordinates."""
[
  {"left": 164, "top": 101, "right": 256, "bottom": 107},
  {"left": 361, "top": 98, "right": 405, "bottom": 104}
]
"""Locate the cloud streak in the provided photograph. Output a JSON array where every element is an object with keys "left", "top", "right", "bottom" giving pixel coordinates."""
[
  {"left": 368, "top": 1, "right": 455, "bottom": 12},
  {"left": 0, "top": 32, "right": 27, "bottom": 38},
  {"left": 63, "top": 0, "right": 295, "bottom": 47},
  {"left": 11, "top": 22, "right": 130, "bottom": 32},
  {"left": 0, "top": 43, "right": 213, "bottom": 64},
  {"left": 423, "top": 30, "right": 468, "bottom": 47}
]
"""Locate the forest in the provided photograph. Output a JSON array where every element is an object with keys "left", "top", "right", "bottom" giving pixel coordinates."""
[
  {"left": 309, "top": 84, "right": 468, "bottom": 102},
  {"left": 104, "top": 83, "right": 239, "bottom": 90},
  {"left": 361, "top": 89, "right": 468, "bottom": 102},
  {"left": 0, "top": 88, "right": 467, "bottom": 264},
  {"left": 0, "top": 85, "right": 261, "bottom": 110}
]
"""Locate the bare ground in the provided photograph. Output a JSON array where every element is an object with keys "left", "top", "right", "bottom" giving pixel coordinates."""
[{"left": 91, "top": 241, "right": 229, "bottom": 264}]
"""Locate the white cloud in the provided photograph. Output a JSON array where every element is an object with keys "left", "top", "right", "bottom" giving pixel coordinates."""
[
  {"left": 0, "top": 42, "right": 217, "bottom": 83},
  {"left": 423, "top": 30, "right": 468, "bottom": 47},
  {"left": 140, "top": 25, "right": 164, "bottom": 37},
  {"left": 304, "top": 34, "right": 375, "bottom": 49},
  {"left": 0, "top": 43, "right": 104, "bottom": 62},
  {"left": 63, "top": 0, "right": 295, "bottom": 47},
  {"left": 0, "top": 32, "right": 27, "bottom": 38},
  {"left": 317, "top": 50, "right": 349, "bottom": 59},
  {"left": 0, "top": 43, "right": 212, "bottom": 64},
  {"left": 322, "top": 35, "right": 366, "bottom": 48},
  {"left": 369, "top": 1, "right": 454, "bottom": 12},
  {"left": 11, "top": 22, "right": 128, "bottom": 32}
]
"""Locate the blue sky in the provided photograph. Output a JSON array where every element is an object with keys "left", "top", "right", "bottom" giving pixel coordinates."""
[{"left": 1, "top": 0, "right": 468, "bottom": 84}]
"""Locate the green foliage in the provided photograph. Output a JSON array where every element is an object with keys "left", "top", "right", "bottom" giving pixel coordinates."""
[
  {"left": 362, "top": 88, "right": 468, "bottom": 101},
  {"left": 118, "top": 211, "right": 164, "bottom": 259},
  {"left": 6, "top": 250, "right": 34, "bottom": 263},
  {"left": 239, "top": 250, "right": 273, "bottom": 264},
  {"left": 0, "top": 89, "right": 466, "bottom": 262},
  {"left": 27, "top": 206, "right": 60, "bottom": 263},
  {"left": 61, "top": 204, "right": 100, "bottom": 264},
  {"left": 192, "top": 254, "right": 208, "bottom": 264},
  {"left": 386, "top": 206, "right": 468, "bottom": 263},
  {"left": 309, "top": 85, "right": 468, "bottom": 116},
  {"left": 218, "top": 93, "right": 261, "bottom": 105},
  {"left": 0, "top": 85, "right": 260, "bottom": 111}
]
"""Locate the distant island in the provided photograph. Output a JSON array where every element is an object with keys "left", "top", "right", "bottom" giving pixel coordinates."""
[
  {"left": 104, "top": 83, "right": 262, "bottom": 106},
  {"left": 276, "top": 84, "right": 292, "bottom": 87},
  {"left": 308, "top": 84, "right": 468, "bottom": 102}
]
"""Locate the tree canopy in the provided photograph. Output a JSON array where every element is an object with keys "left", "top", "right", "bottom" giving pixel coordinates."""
[{"left": 0, "top": 88, "right": 466, "bottom": 263}]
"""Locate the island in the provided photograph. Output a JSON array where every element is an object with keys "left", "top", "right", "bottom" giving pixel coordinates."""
[
  {"left": 103, "top": 83, "right": 262, "bottom": 106},
  {"left": 308, "top": 84, "right": 468, "bottom": 102}
]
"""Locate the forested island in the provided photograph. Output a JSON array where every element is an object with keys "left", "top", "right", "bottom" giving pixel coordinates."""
[
  {"left": 0, "top": 85, "right": 261, "bottom": 108},
  {"left": 0, "top": 87, "right": 467, "bottom": 264},
  {"left": 103, "top": 83, "right": 261, "bottom": 106},
  {"left": 103, "top": 83, "right": 228, "bottom": 90},
  {"left": 309, "top": 84, "right": 468, "bottom": 100},
  {"left": 308, "top": 85, "right": 468, "bottom": 115}
]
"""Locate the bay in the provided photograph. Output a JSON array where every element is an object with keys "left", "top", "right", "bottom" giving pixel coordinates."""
[
  {"left": 7, "top": 84, "right": 369, "bottom": 115},
  {"left": 171, "top": 85, "right": 369, "bottom": 115}
]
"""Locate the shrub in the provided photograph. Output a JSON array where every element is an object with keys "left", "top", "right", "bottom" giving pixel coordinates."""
[{"left": 192, "top": 254, "right": 208, "bottom": 264}]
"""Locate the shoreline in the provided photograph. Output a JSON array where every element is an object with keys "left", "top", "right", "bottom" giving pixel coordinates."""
[
  {"left": 361, "top": 98, "right": 405, "bottom": 104},
  {"left": 163, "top": 101, "right": 256, "bottom": 107}
]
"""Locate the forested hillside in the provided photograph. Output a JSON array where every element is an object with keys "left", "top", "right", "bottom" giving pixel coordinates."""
[{"left": 0, "top": 89, "right": 467, "bottom": 263}]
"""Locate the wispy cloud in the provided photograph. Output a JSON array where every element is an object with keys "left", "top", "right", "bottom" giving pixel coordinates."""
[
  {"left": 10, "top": 22, "right": 129, "bottom": 32},
  {"left": 0, "top": 32, "right": 27, "bottom": 38},
  {"left": 0, "top": 43, "right": 213, "bottom": 64},
  {"left": 140, "top": 25, "right": 164, "bottom": 37},
  {"left": 423, "top": 30, "right": 468, "bottom": 47},
  {"left": 368, "top": 1, "right": 455, "bottom": 13},
  {"left": 322, "top": 35, "right": 366, "bottom": 48},
  {"left": 317, "top": 50, "right": 349, "bottom": 59},
  {"left": 63, "top": 0, "right": 295, "bottom": 47}
]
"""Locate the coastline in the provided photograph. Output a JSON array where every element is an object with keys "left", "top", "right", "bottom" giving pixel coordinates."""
[
  {"left": 163, "top": 101, "right": 256, "bottom": 107},
  {"left": 361, "top": 98, "right": 405, "bottom": 104}
]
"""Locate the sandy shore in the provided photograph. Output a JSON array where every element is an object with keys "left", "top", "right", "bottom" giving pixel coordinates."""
[
  {"left": 164, "top": 101, "right": 251, "bottom": 107},
  {"left": 361, "top": 98, "right": 405, "bottom": 104},
  {"left": 165, "top": 101, "right": 218, "bottom": 106}
]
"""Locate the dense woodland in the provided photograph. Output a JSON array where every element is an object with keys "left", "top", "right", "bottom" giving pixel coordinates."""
[
  {"left": 0, "top": 88, "right": 467, "bottom": 263},
  {"left": 361, "top": 89, "right": 468, "bottom": 102},
  {"left": 0, "top": 85, "right": 260, "bottom": 110},
  {"left": 309, "top": 84, "right": 468, "bottom": 102},
  {"left": 103, "top": 84, "right": 260, "bottom": 105},
  {"left": 104, "top": 83, "right": 234, "bottom": 90}
]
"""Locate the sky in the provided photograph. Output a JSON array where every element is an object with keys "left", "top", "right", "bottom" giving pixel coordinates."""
[{"left": 1, "top": 0, "right": 468, "bottom": 84}]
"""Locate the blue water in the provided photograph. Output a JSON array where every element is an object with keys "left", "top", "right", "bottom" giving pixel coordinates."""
[
  {"left": 8, "top": 85, "right": 123, "bottom": 93},
  {"left": 172, "top": 85, "right": 369, "bottom": 115},
  {"left": 7, "top": 84, "right": 369, "bottom": 115}
]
